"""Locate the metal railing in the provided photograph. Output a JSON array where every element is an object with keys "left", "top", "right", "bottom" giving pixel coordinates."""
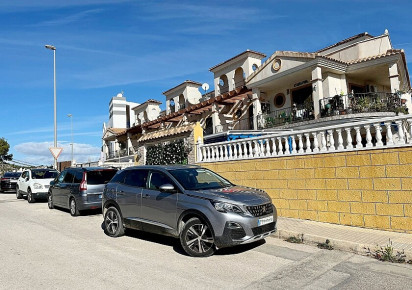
[
  {"left": 197, "top": 115, "right": 412, "bottom": 162},
  {"left": 320, "top": 92, "right": 405, "bottom": 117},
  {"left": 257, "top": 105, "right": 314, "bottom": 129}
]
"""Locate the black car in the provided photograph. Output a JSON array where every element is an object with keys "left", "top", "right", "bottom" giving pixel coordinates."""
[{"left": 0, "top": 172, "right": 22, "bottom": 192}]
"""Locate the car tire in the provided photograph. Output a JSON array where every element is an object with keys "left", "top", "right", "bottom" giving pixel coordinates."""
[
  {"left": 48, "top": 193, "right": 54, "bottom": 209},
  {"left": 104, "top": 206, "right": 125, "bottom": 237},
  {"left": 16, "top": 186, "right": 23, "bottom": 199},
  {"left": 70, "top": 198, "right": 80, "bottom": 216},
  {"left": 180, "top": 217, "right": 216, "bottom": 257},
  {"left": 27, "top": 188, "right": 35, "bottom": 203}
]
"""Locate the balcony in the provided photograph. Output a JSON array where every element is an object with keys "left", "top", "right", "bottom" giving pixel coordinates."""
[
  {"left": 197, "top": 114, "right": 412, "bottom": 163},
  {"left": 320, "top": 92, "right": 406, "bottom": 117},
  {"left": 257, "top": 104, "right": 315, "bottom": 129}
]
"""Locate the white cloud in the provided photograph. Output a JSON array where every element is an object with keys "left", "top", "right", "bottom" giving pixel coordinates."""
[
  {"left": 34, "top": 9, "right": 103, "bottom": 27},
  {"left": 14, "top": 141, "right": 101, "bottom": 165}
]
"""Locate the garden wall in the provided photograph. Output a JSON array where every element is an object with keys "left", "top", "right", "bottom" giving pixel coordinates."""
[{"left": 199, "top": 147, "right": 412, "bottom": 233}]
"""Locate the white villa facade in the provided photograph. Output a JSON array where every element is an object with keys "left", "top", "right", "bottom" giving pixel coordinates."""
[{"left": 101, "top": 30, "right": 411, "bottom": 166}]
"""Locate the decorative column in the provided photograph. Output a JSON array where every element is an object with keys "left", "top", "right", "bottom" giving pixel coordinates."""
[
  {"left": 395, "top": 120, "right": 405, "bottom": 144},
  {"left": 311, "top": 66, "right": 324, "bottom": 119},
  {"left": 354, "top": 127, "right": 362, "bottom": 148},
  {"left": 385, "top": 122, "right": 394, "bottom": 145},
  {"left": 345, "top": 128, "right": 354, "bottom": 149},
  {"left": 252, "top": 88, "right": 262, "bottom": 130}
]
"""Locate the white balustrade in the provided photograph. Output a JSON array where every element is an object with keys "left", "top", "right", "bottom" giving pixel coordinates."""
[
  {"left": 337, "top": 128, "right": 344, "bottom": 150},
  {"left": 298, "top": 134, "right": 304, "bottom": 154},
  {"left": 305, "top": 133, "right": 311, "bottom": 153},
  {"left": 328, "top": 130, "right": 335, "bottom": 151},
  {"left": 320, "top": 132, "right": 327, "bottom": 152},
  {"left": 291, "top": 135, "right": 297, "bottom": 154},
  {"left": 345, "top": 128, "right": 353, "bottom": 149},
  {"left": 196, "top": 115, "right": 412, "bottom": 163},
  {"left": 277, "top": 137, "right": 283, "bottom": 155}
]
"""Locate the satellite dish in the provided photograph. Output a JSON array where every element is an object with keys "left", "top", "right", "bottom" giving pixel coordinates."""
[{"left": 202, "top": 83, "right": 209, "bottom": 92}]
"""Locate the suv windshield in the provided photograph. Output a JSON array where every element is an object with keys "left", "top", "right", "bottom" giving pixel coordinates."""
[
  {"left": 169, "top": 168, "right": 232, "bottom": 190},
  {"left": 32, "top": 170, "right": 59, "bottom": 179},
  {"left": 87, "top": 170, "right": 117, "bottom": 185}
]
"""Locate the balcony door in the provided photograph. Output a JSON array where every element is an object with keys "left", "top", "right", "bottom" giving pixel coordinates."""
[{"left": 291, "top": 85, "right": 312, "bottom": 106}]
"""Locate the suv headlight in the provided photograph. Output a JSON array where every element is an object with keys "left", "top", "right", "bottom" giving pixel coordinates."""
[
  {"left": 33, "top": 183, "right": 43, "bottom": 189},
  {"left": 212, "top": 201, "right": 246, "bottom": 214}
]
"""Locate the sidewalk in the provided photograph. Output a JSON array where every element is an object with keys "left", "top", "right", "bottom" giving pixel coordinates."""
[{"left": 273, "top": 217, "right": 412, "bottom": 259}]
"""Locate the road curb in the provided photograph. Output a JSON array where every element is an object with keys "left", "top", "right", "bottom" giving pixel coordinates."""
[{"left": 270, "top": 229, "right": 412, "bottom": 261}]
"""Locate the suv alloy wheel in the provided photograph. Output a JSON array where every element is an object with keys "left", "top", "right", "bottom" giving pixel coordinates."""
[
  {"left": 27, "top": 188, "right": 35, "bottom": 203},
  {"left": 180, "top": 217, "right": 216, "bottom": 257},
  {"left": 104, "top": 207, "right": 125, "bottom": 237},
  {"left": 48, "top": 194, "right": 54, "bottom": 209},
  {"left": 70, "top": 198, "right": 80, "bottom": 216},
  {"left": 16, "top": 186, "right": 22, "bottom": 199}
]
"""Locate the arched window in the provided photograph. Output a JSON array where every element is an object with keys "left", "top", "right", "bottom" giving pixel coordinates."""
[{"left": 234, "top": 67, "right": 245, "bottom": 88}]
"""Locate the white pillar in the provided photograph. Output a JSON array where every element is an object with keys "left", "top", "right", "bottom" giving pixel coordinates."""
[
  {"left": 311, "top": 67, "right": 323, "bottom": 119},
  {"left": 127, "top": 133, "right": 133, "bottom": 155},
  {"left": 212, "top": 103, "right": 221, "bottom": 133},
  {"left": 166, "top": 99, "right": 171, "bottom": 115},
  {"left": 227, "top": 70, "right": 235, "bottom": 92},
  {"left": 389, "top": 63, "right": 400, "bottom": 93},
  {"left": 252, "top": 88, "right": 262, "bottom": 130}
]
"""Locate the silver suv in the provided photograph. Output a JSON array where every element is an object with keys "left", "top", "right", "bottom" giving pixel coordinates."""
[{"left": 102, "top": 165, "right": 277, "bottom": 257}]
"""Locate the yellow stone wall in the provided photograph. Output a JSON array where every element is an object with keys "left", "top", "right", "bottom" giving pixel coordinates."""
[{"left": 198, "top": 147, "right": 412, "bottom": 233}]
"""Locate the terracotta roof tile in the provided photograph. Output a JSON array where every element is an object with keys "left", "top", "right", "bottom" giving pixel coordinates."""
[
  {"left": 346, "top": 49, "right": 403, "bottom": 64},
  {"left": 209, "top": 50, "right": 266, "bottom": 72},
  {"left": 316, "top": 32, "right": 373, "bottom": 53},
  {"left": 138, "top": 124, "right": 195, "bottom": 142}
]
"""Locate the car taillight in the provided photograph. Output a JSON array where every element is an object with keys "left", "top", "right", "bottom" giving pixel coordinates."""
[
  {"left": 79, "top": 172, "right": 87, "bottom": 191},
  {"left": 1, "top": 178, "right": 8, "bottom": 181}
]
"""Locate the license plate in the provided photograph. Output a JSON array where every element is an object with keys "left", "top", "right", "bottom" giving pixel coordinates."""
[
  {"left": 98, "top": 194, "right": 102, "bottom": 199},
  {"left": 258, "top": 216, "right": 273, "bottom": 226},
  {"left": 10, "top": 180, "right": 17, "bottom": 183}
]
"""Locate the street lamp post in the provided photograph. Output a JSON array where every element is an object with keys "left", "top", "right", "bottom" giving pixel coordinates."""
[
  {"left": 67, "top": 114, "right": 74, "bottom": 164},
  {"left": 45, "top": 44, "right": 57, "bottom": 169}
]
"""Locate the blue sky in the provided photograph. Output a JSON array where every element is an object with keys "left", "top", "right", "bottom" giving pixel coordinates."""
[{"left": 1, "top": 0, "right": 412, "bottom": 166}]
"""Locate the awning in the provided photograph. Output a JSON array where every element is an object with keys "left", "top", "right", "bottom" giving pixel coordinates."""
[{"left": 138, "top": 124, "right": 195, "bottom": 142}]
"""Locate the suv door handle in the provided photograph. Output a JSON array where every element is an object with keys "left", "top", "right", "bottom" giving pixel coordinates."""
[
  {"left": 117, "top": 190, "right": 125, "bottom": 195},
  {"left": 142, "top": 193, "right": 150, "bottom": 198}
]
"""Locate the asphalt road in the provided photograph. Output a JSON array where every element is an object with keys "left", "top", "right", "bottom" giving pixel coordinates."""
[{"left": 0, "top": 192, "right": 411, "bottom": 290}]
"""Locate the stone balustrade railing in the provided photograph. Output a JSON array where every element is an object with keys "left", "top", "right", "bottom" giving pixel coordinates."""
[{"left": 196, "top": 115, "right": 412, "bottom": 162}]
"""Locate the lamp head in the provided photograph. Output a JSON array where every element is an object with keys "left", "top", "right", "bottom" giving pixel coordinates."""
[{"left": 45, "top": 45, "right": 56, "bottom": 50}]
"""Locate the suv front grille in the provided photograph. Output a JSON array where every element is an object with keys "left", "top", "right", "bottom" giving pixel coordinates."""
[{"left": 247, "top": 203, "right": 273, "bottom": 217}]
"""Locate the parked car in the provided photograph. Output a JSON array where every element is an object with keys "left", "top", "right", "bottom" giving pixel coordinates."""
[
  {"left": 102, "top": 165, "right": 277, "bottom": 257},
  {"left": 0, "top": 172, "right": 22, "bottom": 192},
  {"left": 48, "top": 167, "right": 118, "bottom": 216},
  {"left": 16, "top": 169, "right": 59, "bottom": 202}
]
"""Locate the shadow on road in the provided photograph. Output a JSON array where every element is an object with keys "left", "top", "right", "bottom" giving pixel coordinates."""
[{"left": 99, "top": 221, "right": 267, "bottom": 257}]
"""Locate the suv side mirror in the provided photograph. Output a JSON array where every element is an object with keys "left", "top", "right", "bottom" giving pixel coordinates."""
[{"left": 159, "top": 183, "right": 177, "bottom": 193}]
